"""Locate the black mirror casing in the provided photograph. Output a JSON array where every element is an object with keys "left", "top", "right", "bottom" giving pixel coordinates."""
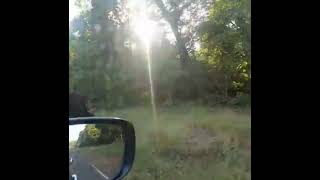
[{"left": 69, "top": 117, "right": 135, "bottom": 180}]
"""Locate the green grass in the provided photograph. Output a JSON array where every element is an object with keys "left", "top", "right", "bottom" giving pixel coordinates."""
[
  {"left": 96, "top": 105, "right": 251, "bottom": 180},
  {"left": 78, "top": 142, "right": 124, "bottom": 157}
]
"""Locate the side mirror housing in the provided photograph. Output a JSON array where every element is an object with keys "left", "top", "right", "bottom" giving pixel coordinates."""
[{"left": 69, "top": 117, "right": 135, "bottom": 180}]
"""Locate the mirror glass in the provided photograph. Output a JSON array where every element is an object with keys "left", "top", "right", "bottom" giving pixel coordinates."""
[{"left": 69, "top": 124, "right": 124, "bottom": 180}]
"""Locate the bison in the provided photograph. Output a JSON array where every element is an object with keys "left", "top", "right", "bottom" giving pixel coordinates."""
[{"left": 69, "top": 92, "right": 94, "bottom": 118}]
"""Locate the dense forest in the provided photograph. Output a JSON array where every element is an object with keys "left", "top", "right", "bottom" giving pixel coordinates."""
[
  {"left": 69, "top": 0, "right": 251, "bottom": 110},
  {"left": 70, "top": 1, "right": 251, "bottom": 179}
]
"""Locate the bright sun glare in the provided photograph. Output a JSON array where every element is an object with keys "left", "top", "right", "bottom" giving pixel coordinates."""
[
  {"left": 69, "top": 0, "right": 80, "bottom": 22},
  {"left": 131, "top": 12, "right": 157, "bottom": 46},
  {"left": 69, "top": 124, "right": 85, "bottom": 142},
  {"left": 70, "top": 0, "right": 157, "bottom": 46}
]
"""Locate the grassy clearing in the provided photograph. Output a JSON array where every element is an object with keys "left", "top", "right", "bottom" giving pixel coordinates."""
[
  {"left": 96, "top": 105, "right": 251, "bottom": 180},
  {"left": 78, "top": 143, "right": 124, "bottom": 157}
]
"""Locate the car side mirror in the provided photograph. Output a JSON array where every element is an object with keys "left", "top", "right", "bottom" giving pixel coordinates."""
[{"left": 69, "top": 117, "right": 135, "bottom": 180}]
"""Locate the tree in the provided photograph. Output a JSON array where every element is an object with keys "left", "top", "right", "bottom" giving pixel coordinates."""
[
  {"left": 69, "top": 0, "right": 251, "bottom": 108},
  {"left": 69, "top": 0, "right": 139, "bottom": 108},
  {"left": 152, "top": 0, "right": 213, "bottom": 68},
  {"left": 77, "top": 125, "right": 101, "bottom": 147},
  {"left": 197, "top": 0, "right": 251, "bottom": 97},
  {"left": 96, "top": 124, "right": 122, "bottom": 144},
  {"left": 153, "top": 0, "right": 191, "bottom": 67}
]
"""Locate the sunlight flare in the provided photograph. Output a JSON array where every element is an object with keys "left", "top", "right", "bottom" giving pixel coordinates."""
[
  {"left": 130, "top": 8, "right": 160, "bottom": 153},
  {"left": 69, "top": 0, "right": 80, "bottom": 22},
  {"left": 131, "top": 12, "right": 157, "bottom": 46}
]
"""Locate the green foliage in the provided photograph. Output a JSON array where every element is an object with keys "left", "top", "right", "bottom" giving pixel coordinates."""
[
  {"left": 77, "top": 124, "right": 122, "bottom": 147},
  {"left": 70, "top": 1, "right": 251, "bottom": 178},
  {"left": 69, "top": 0, "right": 251, "bottom": 109},
  {"left": 77, "top": 125, "right": 100, "bottom": 147},
  {"left": 69, "top": 0, "right": 139, "bottom": 108},
  {"left": 96, "top": 124, "right": 122, "bottom": 144},
  {"left": 197, "top": 0, "right": 251, "bottom": 97},
  {"left": 228, "top": 93, "right": 251, "bottom": 107}
]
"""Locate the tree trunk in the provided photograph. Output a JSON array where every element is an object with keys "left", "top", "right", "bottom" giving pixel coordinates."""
[
  {"left": 169, "top": 21, "right": 191, "bottom": 68},
  {"left": 154, "top": 0, "right": 192, "bottom": 68}
]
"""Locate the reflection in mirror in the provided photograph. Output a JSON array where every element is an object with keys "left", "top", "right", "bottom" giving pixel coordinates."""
[{"left": 69, "top": 124, "right": 124, "bottom": 180}]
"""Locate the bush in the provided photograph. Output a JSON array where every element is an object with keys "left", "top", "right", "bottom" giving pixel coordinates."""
[
  {"left": 76, "top": 124, "right": 122, "bottom": 147},
  {"left": 228, "top": 94, "right": 251, "bottom": 107},
  {"left": 96, "top": 124, "right": 122, "bottom": 144}
]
